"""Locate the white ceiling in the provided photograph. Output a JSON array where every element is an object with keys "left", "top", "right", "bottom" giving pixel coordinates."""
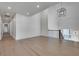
[
  {"left": 0, "top": 2, "right": 58, "bottom": 16},
  {"left": 0, "top": 2, "right": 58, "bottom": 23}
]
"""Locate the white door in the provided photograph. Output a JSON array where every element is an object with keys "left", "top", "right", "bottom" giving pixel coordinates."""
[
  {"left": 4, "top": 26, "right": 8, "bottom": 32},
  {"left": 3, "top": 24, "right": 8, "bottom": 33}
]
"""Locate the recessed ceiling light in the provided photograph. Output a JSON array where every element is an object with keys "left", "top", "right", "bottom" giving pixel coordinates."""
[
  {"left": 27, "top": 12, "right": 30, "bottom": 15},
  {"left": 8, "top": 6, "right": 12, "bottom": 9},
  {"left": 37, "top": 5, "right": 40, "bottom": 8}
]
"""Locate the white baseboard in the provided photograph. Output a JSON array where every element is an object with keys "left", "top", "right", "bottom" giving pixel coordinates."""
[
  {"left": 40, "top": 34, "right": 48, "bottom": 37},
  {"left": 16, "top": 34, "right": 41, "bottom": 40}
]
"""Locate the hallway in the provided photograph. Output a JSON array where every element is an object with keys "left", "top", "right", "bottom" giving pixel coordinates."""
[{"left": 2, "top": 33, "right": 14, "bottom": 40}]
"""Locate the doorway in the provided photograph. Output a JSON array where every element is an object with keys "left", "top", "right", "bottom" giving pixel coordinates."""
[
  {"left": 2, "top": 23, "right": 10, "bottom": 39},
  {"left": 3, "top": 24, "right": 9, "bottom": 33}
]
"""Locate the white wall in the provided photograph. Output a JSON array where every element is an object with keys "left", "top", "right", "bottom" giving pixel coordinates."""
[
  {"left": 48, "top": 3, "right": 79, "bottom": 31},
  {"left": 0, "top": 16, "right": 2, "bottom": 40},
  {"left": 40, "top": 9, "right": 48, "bottom": 36},
  {"left": 57, "top": 3, "right": 79, "bottom": 30},
  {"left": 0, "top": 16, "right": 4, "bottom": 40},
  {"left": 48, "top": 3, "right": 79, "bottom": 39},
  {"left": 10, "top": 16, "right": 16, "bottom": 39},
  {"left": 16, "top": 13, "right": 40, "bottom": 40},
  {"left": 48, "top": 6, "right": 59, "bottom": 30},
  {"left": 48, "top": 4, "right": 59, "bottom": 38}
]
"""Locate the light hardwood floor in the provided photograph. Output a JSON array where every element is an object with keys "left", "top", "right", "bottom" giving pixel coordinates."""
[{"left": 0, "top": 33, "right": 79, "bottom": 56}]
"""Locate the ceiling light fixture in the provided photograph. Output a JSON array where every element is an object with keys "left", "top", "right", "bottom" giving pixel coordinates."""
[
  {"left": 57, "top": 2, "right": 66, "bottom": 17},
  {"left": 8, "top": 6, "right": 12, "bottom": 9},
  {"left": 37, "top": 5, "right": 40, "bottom": 8}
]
